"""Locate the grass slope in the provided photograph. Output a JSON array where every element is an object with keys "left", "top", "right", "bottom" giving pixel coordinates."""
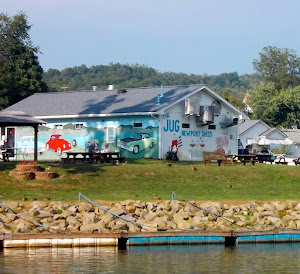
[{"left": 1, "top": 159, "right": 300, "bottom": 201}]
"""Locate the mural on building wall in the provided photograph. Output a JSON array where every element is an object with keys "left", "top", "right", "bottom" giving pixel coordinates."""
[
  {"left": 163, "top": 112, "right": 216, "bottom": 159},
  {"left": 45, "top": 134, "right": 72, "bottom": 155},
  {"left": 18, "top": 136, "right": 46, "bottom": 155},
  {"left": 163, "top": 111, "right": 236, "bottom": 159},
  {"left": 15, "top": 120, "right": 159, "bottom": 161},
  {"left": 117, "top": 133, "right": 156, "bottom": 154},
  {"left": 216, "top": 136, "right": 229, "bottom": 150}
]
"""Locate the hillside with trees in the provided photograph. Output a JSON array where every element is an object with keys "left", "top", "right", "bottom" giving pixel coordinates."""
[{"left": 43, "top": 64, "right": 260, "bottom": 110}]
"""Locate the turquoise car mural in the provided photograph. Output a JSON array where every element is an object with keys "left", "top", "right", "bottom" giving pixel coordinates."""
[
  {"left": 18, "top": 136, "right": 46, "bottom": 155},
  {"left": 117, "top": 133, "right": 156, "bottom": 154}
]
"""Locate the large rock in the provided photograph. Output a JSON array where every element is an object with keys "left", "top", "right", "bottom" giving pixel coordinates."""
[
  {"left": 110, "top": 205, "right": 129, "bottom": 216},
  {"left": 158, "top": 201, "right": 171, "bottom": 211},
  {"left": 14, "top": 219, "right": 35, "bottom": 233},
  {"left": 94, "top": 207, "right": 106, "bottom": 215},
  {"left": 110, "top": 223, "right": 129, "bottom": 232},
  {"left": 101, "top": 213, "right": 114, "bottom": 224},
  {"left": 94, "top": 220, "right": 106, "bottom": 232},
  {"left": 170, "top": 200, "right": 182, "bottom": 213},
  {"left": 0, "top": 213, "right": 12, "bottom": 223},
  {"left": 144, "top": 212, "right": 158, "bottom": 222},
  {"left": 29, "top": 206, "right": 41, "bottom": 217},
  {"left": 165, "top": 221, "right": 177, "bottom": 230},
  {"left": 3, "top": 201, "right": 20, "bottom": 212},
  {"left": 66, "top": 216, "right": 79, "bottom": 226},
  {"left": 78, "top": 202, "right": 94, "bottom": 213},
  {"left": 139, "top": 209, "right": 149, "bottom": 219},
  {"left": 267, "top": 216, "right": 281, "bottom": 224},
  {"left": 153, "top": 217, "right": 167, "bottom": 228},
  {"left": 51, "top": 219, "right": 66, "bottom": 228},
  {"left": 0, "top": 222, "right": 11, "bottom": 233},
  {"left": 127, "top": 222, "right": 141, "bottom": 233},
  {"left": 36, "top": 212, "right": 54, "bottom": 218},
  {"left": 177, "top": 220, "right": 192, "bottom": 230},
  {"left": 260, "top": 210, "right": 278, "bottom": 217},
  {"left": 173, "top": 212, "right": 184, "bottom": 223},
  {"left": 273, "top": 202, "right": 287, "bottom": 212},
  {"left": 80, "top": 223, "right": 96, "bottom": 233},
  {"left": 67, "top": 205, "right": 78, "bottom": 215},
  {"left": 184, "top": 203, "right": 198, "bottom": 215},
  {"left": 190, "top": 216, "right": 205, "bottom": 228},
  {"left": 67, "top": 224, "right": 80, "bottom": 233},
  {"left": 82, "top": 212, "right": 99, "bottom": 224},
  {"left": 120, "top": 199, "right": 136, "bottom": 207},
  {"left": 146, "top": 202, "right": 156, "bottom": 211}
]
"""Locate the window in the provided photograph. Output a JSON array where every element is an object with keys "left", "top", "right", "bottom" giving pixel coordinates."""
[
  {"left": 182, "top": 123, "right": 190, "bottom": 128},
  {"left": 106, "top": 126, "right": 116, "bottom": 143},
  {"left": 54, "top": 124, "right": 63, "bottom": 130},
  {"left": 208, "top": 124, "right": 216, "bottom": 130},
  {"left": 75, "top": 123, "right": 84, "bottom": 130},
  {"left": 134, "top": 122, "right": 143, "bottom": 128}
]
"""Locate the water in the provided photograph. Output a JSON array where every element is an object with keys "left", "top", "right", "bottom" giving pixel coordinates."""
[{"left": 1, "top": 244, "right": 300, "bottom": 273}]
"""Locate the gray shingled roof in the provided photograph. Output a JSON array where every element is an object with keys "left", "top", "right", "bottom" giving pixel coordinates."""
[
  {"left": 260, "top": 128, "right": 287, "bottom": 138},
  {"left": 0, "top": 111, "right": 46, "bottom": 126},
  {"left": 238, "top": 119, "right": 263, "bottom": 135},
  {"left": 282, "top": 129, "right": 300, "bottom": 144},
  {"left": 4, "top": 85, "right": 204, "bottom": 116}
]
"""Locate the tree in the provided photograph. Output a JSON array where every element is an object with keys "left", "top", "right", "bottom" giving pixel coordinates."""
[
  {"left": 222, "top": 88, "right": 244, "bottom": 109},
  {"left": 0, "top": 12, "right": 47, "bottom": 109},
  {"left": 253, "top": 46, "right": 300, "bottom": 90},
  {"left": 250, "top": 46, "right": 300, "bottom": 127}
]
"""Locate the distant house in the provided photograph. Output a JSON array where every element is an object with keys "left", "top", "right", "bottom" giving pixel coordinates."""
[
  {"left": 3, "top": 85, "right": 247, "bottom": 161},
  {"left": 238, "top": 119, "right": 294, "bottom": 154}
]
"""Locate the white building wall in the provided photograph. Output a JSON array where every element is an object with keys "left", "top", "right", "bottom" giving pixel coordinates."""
[
  {"left": 239, "top": 122, "right": 269, "bottom": 150},
  {"left": 266, "top": 131, "right": 286, "bottom": 140},
  {"left": 160, "top": 91, "right": 239, "bottom": 161}
]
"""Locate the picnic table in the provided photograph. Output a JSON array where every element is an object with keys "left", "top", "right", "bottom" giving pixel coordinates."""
[
  {"left": 234, "top": 154, "right": 256, "bottom": 165},
  {"left": 63, "top": 151, "right": 124, "bottom": 164},
  {"left": 93, "top": 151, "right": 124, "bottom": 163},
  {"left": 255, "top": 154, "right": 276, "bottom": 164},
  {"left": 64, "top": 152, "right": 94, "bottom": 163},
  {"left": 0, "top": 148, "right": 17, "bottom": 162}
]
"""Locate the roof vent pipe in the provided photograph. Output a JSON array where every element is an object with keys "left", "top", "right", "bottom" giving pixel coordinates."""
[
  {"left": 156, "top": 95, "right": 160, "bottom": 106},
  {"left": 160, "top": 84, "right": 164, "bottom": 97}
]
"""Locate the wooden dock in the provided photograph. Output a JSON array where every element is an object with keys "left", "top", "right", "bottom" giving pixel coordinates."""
[{"left": 2, "top": 230, "right": 300, "bottom": 248}]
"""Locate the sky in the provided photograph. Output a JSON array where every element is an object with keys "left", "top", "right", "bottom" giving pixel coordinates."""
[{"left": 2, "top": 0, "right": 300, "bottom": 75}]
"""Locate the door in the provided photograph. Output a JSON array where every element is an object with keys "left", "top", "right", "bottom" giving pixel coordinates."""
[{"left": 6, "top": 127, "right": 15, "bottom": 148}]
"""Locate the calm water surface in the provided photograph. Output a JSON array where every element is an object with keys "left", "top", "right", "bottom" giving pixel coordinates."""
[{"left": 1, "top": 244, "right": 300, "bottom": 273}]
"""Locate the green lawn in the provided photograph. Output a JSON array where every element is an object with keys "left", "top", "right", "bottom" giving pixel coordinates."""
[{"left": 1, "top": 159, "right": 300, "bottom": 202}]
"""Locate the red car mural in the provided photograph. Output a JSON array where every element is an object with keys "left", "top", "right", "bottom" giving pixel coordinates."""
[{"left": 46, "top": 134, "right": 72, "bottom": 155}]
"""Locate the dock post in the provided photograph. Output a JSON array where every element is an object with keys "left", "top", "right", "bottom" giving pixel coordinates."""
[
  {"left": 225, "top": 236, "right": 236, "bottom": 246},
  {"left": 118, "top": 236, "right": 128, "bottom": 250}
]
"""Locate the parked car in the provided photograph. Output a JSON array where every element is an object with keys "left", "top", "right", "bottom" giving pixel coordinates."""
[
  {"left": 46, "top": 134, "right": 72, "bottom": 155},
  {"left": 18, "top": 136, "right": 45, "bottom": 155},
  {"left": 117, "top": 133, "right": 156, "bottom": 154}
]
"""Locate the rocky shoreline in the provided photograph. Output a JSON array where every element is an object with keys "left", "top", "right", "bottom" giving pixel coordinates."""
[{"left": 1, "top": 200, "right": 300, "bottom": 234}]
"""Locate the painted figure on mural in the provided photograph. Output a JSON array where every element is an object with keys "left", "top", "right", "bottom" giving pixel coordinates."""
[{"left": 166, "top": 134, "right": 182, "bottom": 160}]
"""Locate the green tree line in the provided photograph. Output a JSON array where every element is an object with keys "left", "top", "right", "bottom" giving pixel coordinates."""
[{"left": 43, "top": 63, "right": 259, "bottom": 104}]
